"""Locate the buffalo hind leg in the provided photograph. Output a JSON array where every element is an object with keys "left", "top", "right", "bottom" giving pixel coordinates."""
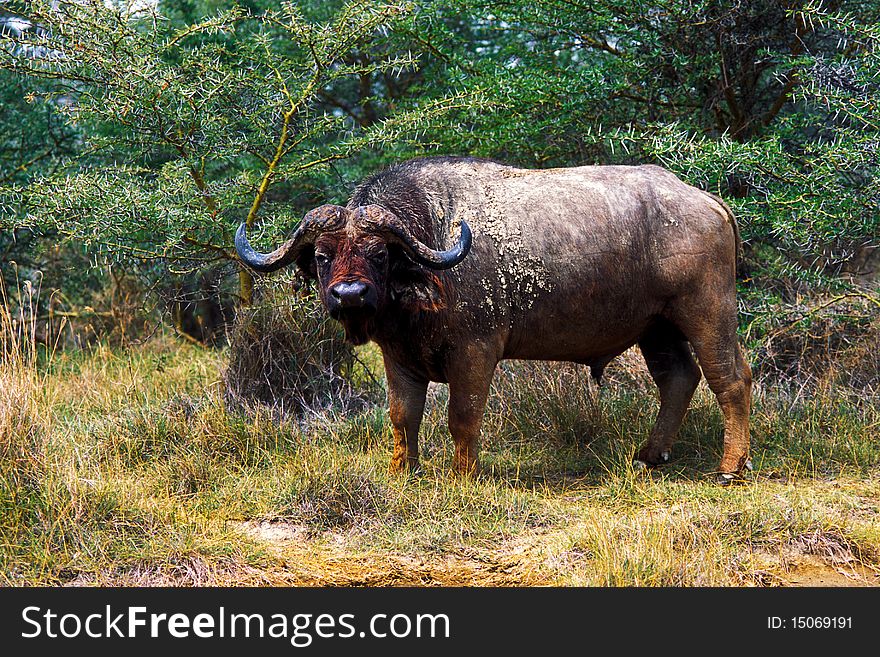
[
  {"left": 669, "top": 297, "right": 752, "bottom": 483},
  {"left": 705, "top": 341, "right": 752, "bottom": 482},
  {"left": 635, "top": 325, "right": 702, "bottom": 468},
  {"left": 446, "top": 347, "right": 497, "bottom": 476},
  {"left": 384, "top": 356, "right": 429, "bottom": 474}
]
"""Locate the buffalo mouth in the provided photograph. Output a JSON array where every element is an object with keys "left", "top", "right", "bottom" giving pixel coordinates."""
[{"left": 332, "top": 308, "right": 375, "bottom": 346}]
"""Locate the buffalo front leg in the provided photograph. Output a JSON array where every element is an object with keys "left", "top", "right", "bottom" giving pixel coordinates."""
[
  {"left": 446, "top": 349, "right": 497, "bottom": 476},
  {"left": 384, "top": 357, "right": 428, "bottom": 474}
]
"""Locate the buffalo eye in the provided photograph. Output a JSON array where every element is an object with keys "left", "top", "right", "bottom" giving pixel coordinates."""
[
  {"left": 369, "top": 249, "right": 388, "bottom": 266},
  {"left": 314, "top": 252, "right": 331, "bottom": 268}
]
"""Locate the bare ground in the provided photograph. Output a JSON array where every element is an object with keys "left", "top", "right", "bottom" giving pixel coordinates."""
[{"left": 58, "top": 517, "right": 879, "bottom": 588}]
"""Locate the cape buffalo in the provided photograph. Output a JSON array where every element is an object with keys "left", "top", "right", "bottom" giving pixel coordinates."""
[{"left": 236, "top": 156, "right": 752, "bottom": 482}]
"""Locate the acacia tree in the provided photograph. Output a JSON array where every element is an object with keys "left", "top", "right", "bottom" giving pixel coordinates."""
[
  {"left": 1, "top": 5, "right": 80, "bottom": 302},
  {"left": 2, "top": 0, "right": 877, "bottom": 356},
  {"left": 0, "top": 0, "right": 477, "bottom": 305}
]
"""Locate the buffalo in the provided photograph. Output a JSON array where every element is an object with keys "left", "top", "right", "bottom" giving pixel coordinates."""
[{"left": 236, "top": 156, "right": 752, "bottom": 483}]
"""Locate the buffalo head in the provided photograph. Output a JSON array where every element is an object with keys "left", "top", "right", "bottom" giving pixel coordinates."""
[{"left": 235, "top": 204, "right": 472, "bottom": 345}]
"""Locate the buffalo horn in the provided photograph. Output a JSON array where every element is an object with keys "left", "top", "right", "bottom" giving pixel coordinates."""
[
  {"left": 361, "top": 207, "right": 472, "bottom": 270},
  {"left": 235, "top": 205, "right": 345, "bottom": 273}
]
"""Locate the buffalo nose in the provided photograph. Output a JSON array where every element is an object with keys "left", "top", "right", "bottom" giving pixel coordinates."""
[{"left": 330, "top": 281, "right": 369, "bottom": 308}]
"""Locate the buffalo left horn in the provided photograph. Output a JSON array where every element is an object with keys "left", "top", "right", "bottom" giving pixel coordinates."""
[{"left": 235, "top": 204, "right": 346, "bottom": 273}]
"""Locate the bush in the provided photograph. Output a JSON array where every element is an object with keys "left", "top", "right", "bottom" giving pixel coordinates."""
[
  {"left": 747, "top": 293, "right": 880, "bottom": 389},
  {"left": 223, "top": 280, "right": 380, "bottom": 419}
]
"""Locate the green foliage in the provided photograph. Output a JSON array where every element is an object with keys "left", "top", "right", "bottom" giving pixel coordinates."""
[
  {"left": 0, "top": 0, "right": 479, "bottom": 281},
  {"left": 0, "top": 0, "right": 878, "bottom": 353}
]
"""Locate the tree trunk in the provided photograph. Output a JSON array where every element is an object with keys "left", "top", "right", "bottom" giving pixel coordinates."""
[{"left": 239, "top": 269, "right": 254, "bottom": 306}]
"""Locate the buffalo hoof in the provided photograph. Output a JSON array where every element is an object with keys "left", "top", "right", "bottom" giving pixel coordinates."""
[
  {"left": 714, "top": 471, "right": 750, "bottom": 486},
  {"left": 632, "top": 450, "right": 671, "bottom": 471}
]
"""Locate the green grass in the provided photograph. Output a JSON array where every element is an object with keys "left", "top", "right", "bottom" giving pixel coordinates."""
[{"left": 1, "top": 332, "right": 878, "bottom": 586}]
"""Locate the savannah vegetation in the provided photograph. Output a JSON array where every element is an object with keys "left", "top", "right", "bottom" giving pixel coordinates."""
[{"left": 1, "top": 0, "right": 878, "bottom": 586}]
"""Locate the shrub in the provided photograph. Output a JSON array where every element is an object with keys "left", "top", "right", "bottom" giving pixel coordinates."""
[{"left": 223, "top": 280, "right": 380, "bottom": 419}]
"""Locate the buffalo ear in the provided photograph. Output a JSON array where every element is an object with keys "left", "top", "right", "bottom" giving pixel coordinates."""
[
  {"left": 294, "top": 246, "right": 318, "bottom": 280},
  {"left": 388, "top": 246, "right": 446, "bottom": 312}
]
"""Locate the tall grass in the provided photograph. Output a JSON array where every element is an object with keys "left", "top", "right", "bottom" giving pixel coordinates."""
[
  {"left": 0, "top": 281, "right": 259, "bottom": 585},
  {"left": 1, "top": 278, "right": 43, "bottom": 444},
  {"left": 1, "top": 278, "right": 57, "bottom": 583},
  {"left": 223, "top": 283, "right": 380, "bottom": 419}
]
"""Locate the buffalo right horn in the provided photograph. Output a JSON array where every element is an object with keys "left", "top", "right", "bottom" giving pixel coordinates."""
[
  {"left": 235, "top": 205, "right": 346, "bottom": 273},
  {"left": 357, "top": 205, "right": 473, "bottom": 270}
]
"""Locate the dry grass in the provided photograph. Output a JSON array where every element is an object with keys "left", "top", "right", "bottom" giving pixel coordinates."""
[
  {"left": 1, "top": 284, "right": 879, "bottom": 587},
  {"left": 223, "top": 284, "right": 380, "bottom": 420}
]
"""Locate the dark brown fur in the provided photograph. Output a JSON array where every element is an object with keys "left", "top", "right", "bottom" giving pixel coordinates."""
[{"left": 292, "top": 157, "right": 752, "bottom": 478}]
